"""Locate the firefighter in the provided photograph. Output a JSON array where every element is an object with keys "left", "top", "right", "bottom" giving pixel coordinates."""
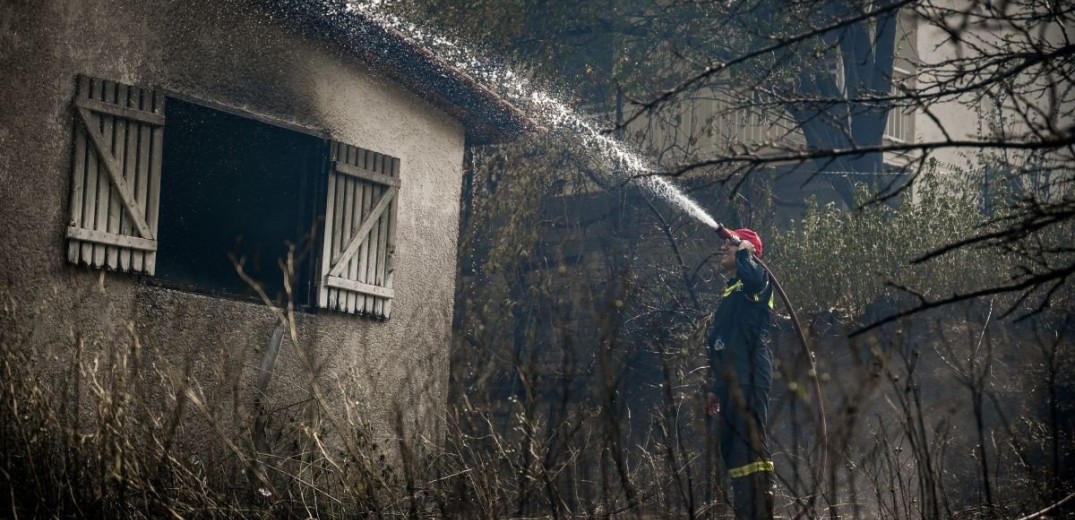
[{"left": 705, "top": 228, "right": 776, "bottom": 519}]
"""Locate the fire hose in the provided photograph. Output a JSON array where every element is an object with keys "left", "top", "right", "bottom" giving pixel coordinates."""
[{"left": 713, "top": 223, "right": 829, "bottom": 518}]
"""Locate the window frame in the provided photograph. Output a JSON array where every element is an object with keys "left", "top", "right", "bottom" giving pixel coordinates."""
[
  {"left": 66, "top": 77, "right": 402, "bottom": 319},
  {"left": 148, "top": 94, "right": 330, "bottom": 311}
]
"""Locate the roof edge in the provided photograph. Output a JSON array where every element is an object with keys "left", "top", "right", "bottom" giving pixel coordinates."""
[{"left": 256, "top": 0, "right": 534, "bottom": 145}]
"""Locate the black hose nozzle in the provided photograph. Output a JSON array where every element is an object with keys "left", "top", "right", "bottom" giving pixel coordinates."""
[{"left": 713, "top": 224, "right": 741, "bottom": 246}]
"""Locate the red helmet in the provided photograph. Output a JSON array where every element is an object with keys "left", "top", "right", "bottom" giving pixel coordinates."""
[{"left": 731, "top": 228, "right": 763, "bottom": 258}]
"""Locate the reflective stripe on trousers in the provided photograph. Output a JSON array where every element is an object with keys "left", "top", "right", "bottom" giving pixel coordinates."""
[{"left": 729, "top": 460, "right": 775, "bottom": 478}]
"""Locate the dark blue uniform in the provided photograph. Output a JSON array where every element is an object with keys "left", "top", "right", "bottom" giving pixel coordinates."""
[{"left": 706, "top": 249, "right": 775, "bottom": 519}]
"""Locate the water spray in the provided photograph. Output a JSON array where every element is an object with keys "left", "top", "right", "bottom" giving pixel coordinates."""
[{"left": 713, "top": 222, "right": 829, "bottom": 518}]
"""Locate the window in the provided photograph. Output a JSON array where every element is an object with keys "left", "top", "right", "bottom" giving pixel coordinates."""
[
  {"left": 156, "top": 97, "right": 324, "bottom": 308},
  {"left": 66, "top": 75, "right": 401, "bottom": 318},
  {"left": 884, "top": 67, "right": 915, "bottom": 143}
]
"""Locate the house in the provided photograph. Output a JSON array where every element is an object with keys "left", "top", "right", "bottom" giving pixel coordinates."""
[{"left": 0, "top": 0, "right": 527, "bottom": 465}]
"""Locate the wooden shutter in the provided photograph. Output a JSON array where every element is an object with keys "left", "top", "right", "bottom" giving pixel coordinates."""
[
  {"left": 319, "top": 141, "right": 400, "bottom": 318},
  {"left": 67, "top": 75, "right": 165, "bottom": 274}
]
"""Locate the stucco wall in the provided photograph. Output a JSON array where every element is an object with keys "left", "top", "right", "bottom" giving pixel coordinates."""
[
  {"left": 911, "top": 3, "right": 987, "bottom": 178},
  {"left": 912, "top": 1, "right": 1074, "bottom": 182},
  {"left": 0, "top": 0, "right": 464, "bottom": 460}
]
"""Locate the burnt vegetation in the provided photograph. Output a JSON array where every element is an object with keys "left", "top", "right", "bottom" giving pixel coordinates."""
[{"left": 3, "top": 0, "right": 1075, "bottom": 518}]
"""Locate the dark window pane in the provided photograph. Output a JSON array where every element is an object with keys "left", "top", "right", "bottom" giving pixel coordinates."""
[{"left": 156, "top": 98, "right": 323, "bottom": 308}]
